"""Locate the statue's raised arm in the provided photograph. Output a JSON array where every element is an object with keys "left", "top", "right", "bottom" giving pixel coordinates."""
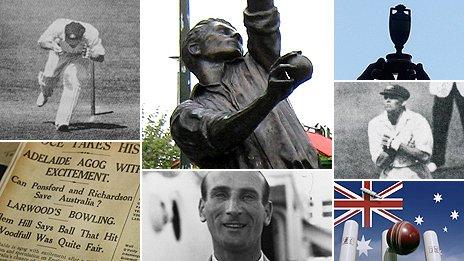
[{"left": 244, "top": 0, "right": 281, "bottom": 71}]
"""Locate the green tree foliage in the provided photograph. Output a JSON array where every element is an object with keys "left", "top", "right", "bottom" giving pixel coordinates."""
[{"left": 142, "top": 111, "right": 180, "bottom": 169}]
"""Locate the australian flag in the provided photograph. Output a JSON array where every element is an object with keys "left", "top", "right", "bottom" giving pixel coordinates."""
[{"left": 334, "top": 181, "right": 464, "bottom": 260}]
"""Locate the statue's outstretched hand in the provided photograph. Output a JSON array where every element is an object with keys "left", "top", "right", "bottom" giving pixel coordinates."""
[{"left": 267, "top": 62, "right": 296, "bottom": 102}]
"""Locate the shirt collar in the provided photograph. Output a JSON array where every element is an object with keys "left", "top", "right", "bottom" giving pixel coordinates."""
[
  {"left": 380, "top": 109, "right": 412, "bottom": 123},
  {"left": 190, "top": 82, "right": 222, "bottom": 98},
  {"left": 212, "top": 251, "right": 264, "bottom": 261},
  {"left": 189, "top": 56, "right": 245, "bottom": 98}
]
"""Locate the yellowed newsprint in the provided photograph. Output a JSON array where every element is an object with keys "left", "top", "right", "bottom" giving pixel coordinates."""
[
  {"left": 0, "top": 143, "right": 20, "bottom": 166},
  {"left": 0, "top": 142, "right": 140, "bottom": 261}
]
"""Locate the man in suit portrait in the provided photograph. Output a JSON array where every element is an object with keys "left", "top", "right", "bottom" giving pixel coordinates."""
[{"left": 199, "top": 171, "right": 272, "bottom": 261}]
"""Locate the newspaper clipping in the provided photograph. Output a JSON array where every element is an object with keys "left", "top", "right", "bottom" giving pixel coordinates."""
[
  {"left": 0, "top": 142, "right": 140, "bottom": 261},
  {"left": 0, "top": 143, "right": 20, "bottom": 178}
]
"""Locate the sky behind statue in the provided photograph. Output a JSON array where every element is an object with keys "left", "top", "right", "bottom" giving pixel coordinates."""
[
  {"left": 336, "top": 0, "right": 464, "bottom": 80},
  {"left": 141, "top": 0, "right": 333, "bottom": 130}
]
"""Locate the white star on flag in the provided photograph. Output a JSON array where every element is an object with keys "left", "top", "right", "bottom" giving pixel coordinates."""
[
  {"left": 450, "top": 210, "right": 459, "bottom": 220},
  {"left": 443, "top": 226, "right": 448, "bottom": 233},
  {"left": 414, "top": 215, "right": 424, "bottom": 225},
  {"left": 357, "top": 235, "right": 373, "bottom": 257},
  {"left": 433, "top": 193, "right": 442, "bottom": 203}
]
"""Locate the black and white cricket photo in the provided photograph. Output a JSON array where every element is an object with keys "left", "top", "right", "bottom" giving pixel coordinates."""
[
  {"left": 334, "top": 82, "right": 464, "bottom": 179},
  {"left": 142, "top": 170, "right": 332, "bottom": 261},
  {"left": 0, "top": 0, "right": 139, "bottom": 139}
]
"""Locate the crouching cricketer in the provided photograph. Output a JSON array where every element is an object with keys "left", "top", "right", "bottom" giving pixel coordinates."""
[
  {"left": 37, "top": 18, "right": 105, "bottom": 131},
  {"left": 368, "top": 85, "right": 433, "bottom": 179}
]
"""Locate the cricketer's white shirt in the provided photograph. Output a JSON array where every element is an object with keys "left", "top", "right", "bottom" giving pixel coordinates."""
[
  {"left": 429, "top": 82, "right": 464, "bottom": 97},
  {"left": 368, "top": 109, "right": 433, "bottom": 167},
  {"left": 38, "top": 18, "right": 105, "bottom": 57},
  {"left": 212, "top": 251, "right": 265, "bottom": 261}
]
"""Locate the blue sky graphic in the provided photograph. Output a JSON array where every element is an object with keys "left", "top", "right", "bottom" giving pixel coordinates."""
[
  {"left": 335, "top": 0, "right": 464, "bottom": 80},
  {"left": 334, "top": 181, "right": 464, "bottom": 261}
]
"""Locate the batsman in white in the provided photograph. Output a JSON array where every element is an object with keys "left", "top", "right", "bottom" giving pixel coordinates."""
[
  {"left": 368, "top": 85, "right": 433, "bottom": 179},
  {"left": 37, "top": 19, "right": 105, "bottom": 131}
]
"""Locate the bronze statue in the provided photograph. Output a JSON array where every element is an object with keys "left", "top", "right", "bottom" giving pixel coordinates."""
[
  {"left": 170, "top": 0, "right": 319, "bottom": 169},
  {"left": 358, "top": 4, "right": 430, "bottom": 80}
]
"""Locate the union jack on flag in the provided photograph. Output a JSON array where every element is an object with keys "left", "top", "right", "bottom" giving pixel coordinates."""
[{"left": 334, "top": 181, "right": 404, "bottom": 228}]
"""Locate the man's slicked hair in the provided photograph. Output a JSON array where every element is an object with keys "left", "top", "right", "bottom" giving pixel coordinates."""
[
  {"left": 200, "top": 171, "right": 270, "bottom": 205},
  {"left": 181, "top": 18, "right": 236, "bottom": 74}
]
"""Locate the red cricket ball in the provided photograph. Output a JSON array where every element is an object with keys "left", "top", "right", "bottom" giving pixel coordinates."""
[
  {"left": 387, "top": 221, "right": 420, "bottom": 255},
  {"left": 286, "top": 54, "right": 313, "bottom": 84}
]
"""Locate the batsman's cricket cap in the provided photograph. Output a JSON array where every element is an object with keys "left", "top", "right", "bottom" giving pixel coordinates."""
[
  {"left": 65, "top": 22, "right": 85, "bottom": 40},
  {"left": 380, "top": 84, "right": 410, "bottom": 100}
]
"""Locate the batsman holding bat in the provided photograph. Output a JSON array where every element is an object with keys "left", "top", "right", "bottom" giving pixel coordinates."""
[{"left": 37, "top": 19, "right": 105, "bottom": 131}]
